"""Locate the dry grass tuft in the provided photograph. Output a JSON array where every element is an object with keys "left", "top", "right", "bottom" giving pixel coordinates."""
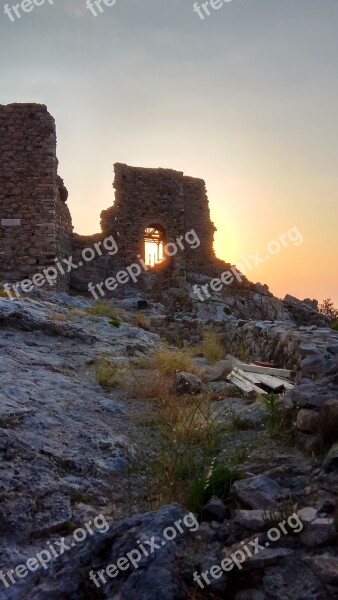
[
  {"left": 153, "top": 347, "right": 200, "bottom": 376},
  {"left": 94, "top": 357, "right": 120, "bottom": 389},
  {"left": 200, "top": 330, "right": 224, "bottom": 364},
  {"left": 85, "top": 301, "right": 123, "bottom": 321}
]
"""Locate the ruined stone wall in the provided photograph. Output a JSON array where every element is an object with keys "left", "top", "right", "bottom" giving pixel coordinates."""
[
  {"left": 182, "top": 176, "right": 216, "bottom": 273},
  {"left": 100, "top": 163, "right": 216, "bottom": 286},
  {"left": 149, "top": 315, "right": 338, "bottom": 374},
  {"left": 0, "top": 103, "right": 72, "bottom": 290}
]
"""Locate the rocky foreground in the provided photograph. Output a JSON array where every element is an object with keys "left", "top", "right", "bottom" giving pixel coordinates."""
[{"left": 1, "top": 293, "right": 338, "bottom": 599}]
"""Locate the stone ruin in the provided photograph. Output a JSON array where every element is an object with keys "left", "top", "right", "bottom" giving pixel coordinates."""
[
  {"left": 0, "top": 103, "right": 221, "bottom": 295},
  {"left": 101, "top": 162, "right": 217, "bottom": 283},
  {"left": 0, "top": 103, "right": 331, "bottom": 330},
  {"left": 0, "top": 104, "right": 72, "bottom": 290}
]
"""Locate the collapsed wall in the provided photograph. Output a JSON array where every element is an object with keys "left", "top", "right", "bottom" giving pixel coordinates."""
[
  {"left": 0, "top": 103, "right": 72, "bottom": 290},
  {"left": 99, "top": 163, "right": 217, "bottom": 286}
]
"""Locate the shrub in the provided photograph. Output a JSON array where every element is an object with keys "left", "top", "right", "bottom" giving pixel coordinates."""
[
  {"left": 263, "top": 393, "right": 282, "bottom": 434},
  {"left": 94, "top": 358, "right": 119, "bottom": 389},
  {"left": 153, "top": 347, "right": 199, "bottom": 376},
  {"left": 235, "top": 341, "right": 250, "bottom": 363},
  {"left": 109, "top": 318, "right": 121, "bottom": 328},
  {"left": 131, "top": 313, "right": 150, "bottom": 330},
  {"left": 331, "top": 322, "right": 338, "bottom": 331},
  {"left": 186, "top": 463, "right": 244, "bottom": 514},
  {"left": 263, "top": 393, "right": 294, "bottom": 441},
  {"left": 319, "top": 299, "right": 338, "bottom": 321},
  {"left": 85, "top": 301, "right": 122, "bottom": 320},
  {"left": 200, "top": 330, "right": 224, "bottom": 365},
  {"left": 0, "top": 282, "right": 10, "bottom": 298},
  {"left": 136, "top": 391, "right": 224, "bottom": 510},
  {"left": 123, "top": 369, "right": 174, "bottom": 399}
]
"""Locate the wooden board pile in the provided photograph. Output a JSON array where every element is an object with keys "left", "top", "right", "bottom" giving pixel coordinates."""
[{"left": 226, "top": 355, "right": 294, "bottom": 398}]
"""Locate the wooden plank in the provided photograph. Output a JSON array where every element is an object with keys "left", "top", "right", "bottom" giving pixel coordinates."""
[
  {"left": 250, "top": 373, "right": 284, "bottom": 392},
  {"left": 227, "top": 372, "right": 256, "bottom": 395},
  {"left": 253, "top": 373, "right": 294, "bottom": 391},
  {"left": 233, "top": 372, "right": 268, "bottom": 396},
  {"left": 235, "top": 368, "right": 262, "bottom": 386},
  {"left": 234, "top": 365, "right": 293, "bottom": 393},
  {"left": 226, "top": 355, "right": 294, "bottom": 379},
  {"left": 228, "top": 370, "right": 268, "bottom": 396}
]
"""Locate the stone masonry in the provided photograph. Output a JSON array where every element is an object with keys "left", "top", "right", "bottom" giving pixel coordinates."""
[
  {"left": 0, "top": 103, "right": 72, "bottom": 290},
  {"left": 100, "top": 163, "right": 217, "bottom": 286}
]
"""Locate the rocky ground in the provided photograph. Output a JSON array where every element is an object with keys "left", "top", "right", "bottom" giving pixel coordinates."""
[{"left": 1, "top": 292, "right": 338, "bottom": 600}]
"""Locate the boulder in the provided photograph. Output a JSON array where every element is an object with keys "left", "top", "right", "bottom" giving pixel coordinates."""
[
  {"left": 201, "top": 496, "right": 229, "bottom": 523},
  {"left": 175, "top": 372, "right": 203, "bottom": 395},
  {"left": 300, "top": 354, "right": 327, "bottom": 379},
  {"left": 321, "top": 398, "right": 338, "bottom": 420},
  {"left": 233, "top": 509, "right": 268, "bottom": 532},
  {"left": 291, "top": 377, "right": 338, "bottom": 409},
  {"left": 296, "top": 431, "right": 322, "bottom": 453},
  {"left": 323, "top": 443, "right": 338, "bottom": 472},
  {"left": 243, "top": 547, "right": 294, "bottom": 570},
  {"left": 297, "top": 507, "right": 336, "bottom": 547},
  {"left": 232, "top": 475, "right": 282, "bottom": 509},
  {"left": 298, "top": 342, "right": 319, "bottom": 357},
  {"left": 201, "top": 359, "right": 233, "bottom": 382},
  {"left": 302, "top": 553, "right": 338, "bottom": 584},
  {"left": 296, "top": 409, "right": 320, "bottom": 434}
]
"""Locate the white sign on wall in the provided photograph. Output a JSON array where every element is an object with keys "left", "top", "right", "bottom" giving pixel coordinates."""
[{"left": 1, "top": 219, "right": 21, "bottom": 226}]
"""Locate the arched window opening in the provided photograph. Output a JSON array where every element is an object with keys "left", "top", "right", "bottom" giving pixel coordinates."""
[{"left": 144, "top": 225, "right": 165, "bottom": 267}]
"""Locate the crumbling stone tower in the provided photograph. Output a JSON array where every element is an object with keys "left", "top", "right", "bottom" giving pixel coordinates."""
[
  {"left": 0, "top": 103, "right": 72, "bottom": 289},
  {"left": 100, "top": 163, "right": 216, "bottom": 285}
]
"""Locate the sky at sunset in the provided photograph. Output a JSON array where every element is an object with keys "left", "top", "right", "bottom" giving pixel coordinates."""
[{"left": 1, "top": 0, "right": 337, "bottom": 304}]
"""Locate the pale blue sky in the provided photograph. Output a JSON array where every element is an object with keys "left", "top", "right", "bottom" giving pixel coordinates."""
[{"left": 1, "top": 0, "right": 338, "bottom": 303}]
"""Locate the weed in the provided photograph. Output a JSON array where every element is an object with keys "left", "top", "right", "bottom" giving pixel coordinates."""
[
  {"left": 135, "top": 392, "right": 223, "bottom": 510},
  {"left": 48, "top": 311, "right": 69, "bottom": 322},
  {"left": 94, "top": 358, "right": 119, "bottom": 389},
  {"left": 69, "top": 487, "right": 97, "bottom": 505},
  {"left": 235, "top": 341, "right": 251, "bottom": 363},
  {"left": 264, "top": 496, "right": 297, "bottom": 529},
  {"left": 0, "top": 414, "right": 22, "bottom": 429},
  {"left": 153, "top": 347, "right": 199, "bottom": 376},
  {"left": 131, "top": 313, "right": 150, "bottom": 330},
  {"left": 120, "top": 367, "right": 174, "bottom": 399},
  {"left": 263, "top": 393, "right": 282, "bottom": 435},
  {"left": 200, "top": 330, "right": 224, "bottom": 365},
  {"left": 100, "top": 442, "right": 112, "bottom": 451},
  {"left": 263, "top": 393, "right": 295, "bottom": 442},
  {"left": 109, "top": 318, "right": 121, "bottom": 328},
  {"left": 186, "top": 463, "right": 244, "bottom": 514},
  {"left": 59, "top": 519, "right": 76, "bottom": 534},
  {"left": 85, "top": 301, "right": 123, "bottom": 320}
]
